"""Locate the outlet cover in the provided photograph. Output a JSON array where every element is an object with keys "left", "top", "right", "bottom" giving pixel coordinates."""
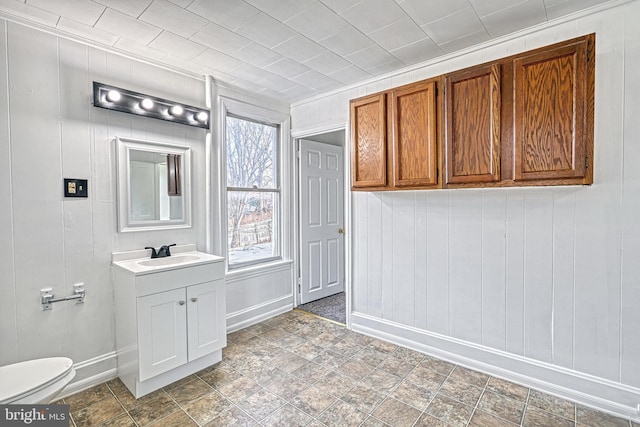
[{"left": 64, "top": 179, "right": 88, "bottom": 198}]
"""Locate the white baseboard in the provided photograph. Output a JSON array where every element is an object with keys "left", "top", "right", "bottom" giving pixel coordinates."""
[
  {"left": 56, "top": 352, "right": 118, "bottom": 400},
  {"left": 351, "top": 312, "right": 640, "bottom": 422},
  {"left": 226, "top": 294, "right": 293, "bottom": 333}
]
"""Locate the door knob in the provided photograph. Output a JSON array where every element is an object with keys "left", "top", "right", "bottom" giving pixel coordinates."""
[
  {"left": 178, "top": 301, "right": 185, "bottom": 305},
  {"left": 191, "top": 297, "right": 198, "bottom": 302},
  {"left": 338, "top": 228, "right": 345, "bottom": 234}
]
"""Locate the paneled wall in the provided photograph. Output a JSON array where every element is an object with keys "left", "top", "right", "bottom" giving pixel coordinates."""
[
  {"left": 291, "top": 0, "right": 640, "bottom": 418},
  {"left": 0, "top": 19, "right": 292, "bottom": 388}
]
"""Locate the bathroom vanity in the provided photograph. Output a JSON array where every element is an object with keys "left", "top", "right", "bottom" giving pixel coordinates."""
[{"left": 111, "top": 244, "right": 226, "bottom": 398}]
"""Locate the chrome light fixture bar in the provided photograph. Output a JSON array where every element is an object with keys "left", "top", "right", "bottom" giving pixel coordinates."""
[{"left": 92, "top": 81, "right": 210, "bottom": 129}]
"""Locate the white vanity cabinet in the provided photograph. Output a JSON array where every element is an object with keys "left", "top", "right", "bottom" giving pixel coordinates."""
[{"left": 112, "top": 247, "right": 226, "bottom": 398}]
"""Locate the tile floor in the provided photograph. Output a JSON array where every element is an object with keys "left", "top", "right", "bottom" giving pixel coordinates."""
[{"left": 57, "top": 310, "right": 638, "bottom": 427}]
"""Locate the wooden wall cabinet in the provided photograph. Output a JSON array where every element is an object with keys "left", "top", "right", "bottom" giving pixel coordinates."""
[
  {"left": 350, "top": 34, "right": 594, "bottom": 191},
  {"left": 350, "top": 78, "right": 440, "bottom": 190}
]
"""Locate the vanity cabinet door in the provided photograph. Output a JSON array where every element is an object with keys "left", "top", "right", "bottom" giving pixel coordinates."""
[
  {"left": 445, "top": 64, "right": 501, "bottom": 184},
  {"left": 137, "top": 288, "right": 188, "bottom": 381},
  {"left": 187, "top": 280, "right": 226, "bottom": 361}
]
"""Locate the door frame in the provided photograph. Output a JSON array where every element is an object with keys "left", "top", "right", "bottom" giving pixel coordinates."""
[{"left": 292, "top": 124, "right": 351, "bottom": 328}]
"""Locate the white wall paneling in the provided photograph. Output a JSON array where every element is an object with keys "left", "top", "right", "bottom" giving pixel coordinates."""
[{"left": 291, "top": 1, "right": 640, "bottom": 420}]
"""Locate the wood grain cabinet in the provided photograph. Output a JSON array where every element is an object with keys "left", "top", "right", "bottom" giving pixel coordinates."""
[
  {"left": 513, "top": 35, "right": 593, "bottom": 184},
  {"left": 444, "top": 64, "right": 501, "bottom": 184},
  {"left": 350, "top": 78, "right": 439, "bottom": 190}
]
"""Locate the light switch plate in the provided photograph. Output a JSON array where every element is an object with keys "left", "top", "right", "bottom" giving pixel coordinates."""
[{"left": 64, "top": 179, "right": 88, "bottom": 198}]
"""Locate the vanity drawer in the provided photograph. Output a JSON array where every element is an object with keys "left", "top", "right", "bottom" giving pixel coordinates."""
[{"left": 136, "top": 261, "right": 224, "bottom": 297}]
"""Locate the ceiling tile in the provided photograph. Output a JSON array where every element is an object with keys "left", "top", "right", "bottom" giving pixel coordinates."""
[
  {"left": 396, "top": 0, "right": 469, "bottom": 25},
  {"left": 292, "top": 70, "right": 340, "bottom": 90},
  {"left": 255, "top": 70, "right": 298, "bottom": 92},
  {"left": 545, "top": 0, "right": 610, "bottom": 20},
  {"left": 367, "top": 17, "right": 427, "bottom": 51},
  {"left": 92, "top": 0, "right": 152, "bottom": 18},
  {"left": 0, "top": 0, "right": 60, "bottom": 27},
  {"left": 281, "top": 84, "right": 320, "bottom": 100},
  {"left": 187, "top": 0, "right": 260, "bottom": 31},
  {"left": 139, "top": 0, "right": 207, "bottom": 38},
  {"left": 421, "top": 6, "right": 485, "bottom": 44},
  {"left": 192, "top": 49, "right": 244, "bottom": 73},
  {"left": 366, "top": 58, "right": 405, "bottom": 75},
  {"left": 469, "top": 0, "right": 527, "bottom": 17},
  {"left": 95, "top": 8, "right": 161, "bottom": 45},
  {"left": 114, "top": 38, "right": 166, "bottom": 61},
  {"left": 190, "top": 22, "right": 251, "bottom": 55},
  {"left": 438, "top": 29, "right": 490, "bottom": 53},
  {"left": 245, "top": 0, "right": 316, "bottom": 21},
  {"left": 167, "top": 0, "right": 193, "bottom": 7},
  {"left": 56, "top": 16, "right": 118, "bottom": 45},
  {"left": 27, "top": 0, "right": 105, "bottom": 26},
  {"left": 318, "top": 26, "right": 374, "bottom": 57},
  {"left": 285, "top": 2, "right": 349, "bottom": 41},
  {"left": 319, "top": 0, "right": 364, "bottom": 14},
  {"left": 303, "top": 50, "right": 352, "bottom": 74},
  {"left": 235, "top": 12, "right": 296, "bottom": 48},
  {"left": 232, "top": 42, "right": 284, "bottom": 68},
  {"left": 346, "top": 44, "right": 398, "bottom": 71},
  {"left": 263, "top": 58, "right": 311, "bottom": 79},
  {"left": 229, "top": 63, "right": 271, "bottom": 84},
  {"left": 340, "top": 0, "right": 407, "bottom": 34},
  {"left": 327, "top": 64, "right": 372, "bottom": 85},
  {"left": 272, "top": 35, "right": 328, "bottom": 63},
  {"left": 481, "top": 0, "right": 547, "bottom": 38},
  {"left": 390, "top": 37, "right": 443, "bottom": 65},
  {"left": 148, "top": 31, "right": 206, "bottom": 60}
]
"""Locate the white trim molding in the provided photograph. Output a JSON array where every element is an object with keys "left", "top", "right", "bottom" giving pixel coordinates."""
[
  {"left": 226, "top": 294, "right": 293, "bottom": 333},
  {"left": 56, "top": 352, "right": 117, "bottom": 400},
  {"left": 351, "top": 312, "right": 640, "bottom": 422}
]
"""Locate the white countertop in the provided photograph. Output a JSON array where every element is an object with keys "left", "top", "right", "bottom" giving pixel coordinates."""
[{"left": 112, "top": 244, "right": 224, "bottom": 275}]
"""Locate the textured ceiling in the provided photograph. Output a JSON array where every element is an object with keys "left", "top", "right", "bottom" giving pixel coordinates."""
[{"left": 1, "top": 0, "right": 612, "bottom": 102}]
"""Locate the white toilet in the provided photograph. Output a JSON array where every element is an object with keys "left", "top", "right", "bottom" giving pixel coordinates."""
[{"left": 0, "top": 357, "right": 75, "bottom": 404}]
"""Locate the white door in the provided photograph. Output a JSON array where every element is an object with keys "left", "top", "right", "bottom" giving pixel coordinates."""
[
  {"left": 300, "top": 140, "right": 344, "bottom": 304},
  {"left": 187, "top": 280, "right": 227, "bottom": 361},
  {"left": 137, "top": 288, "right": 188, "bottom": 381}
]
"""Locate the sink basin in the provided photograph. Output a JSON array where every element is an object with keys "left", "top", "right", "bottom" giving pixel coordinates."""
[{"left": 138, "top": 255, "right": 201, "bottom": 267}]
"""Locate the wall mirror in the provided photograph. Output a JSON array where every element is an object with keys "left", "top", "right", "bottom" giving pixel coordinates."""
[{"left": 116, "top": 137, "right": 192, "bottom": 232}]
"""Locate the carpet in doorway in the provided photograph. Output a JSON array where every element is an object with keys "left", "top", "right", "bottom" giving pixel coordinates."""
[{"left": 297, "top": 292, "right": 345, "bottom": 324}]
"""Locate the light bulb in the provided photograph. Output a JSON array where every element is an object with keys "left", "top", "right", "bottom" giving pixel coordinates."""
[
  {"left": 140, "top": 98, "right": 154, "bottom": 110},
  {"left": 170, "top": 105, "right": 184, "bottom": 116},
  {"left": 196, "top": 111, "right": 208, "bottom": 122},
  {"left": 106, "top": 90, "right": 121, "bottom": 102}
]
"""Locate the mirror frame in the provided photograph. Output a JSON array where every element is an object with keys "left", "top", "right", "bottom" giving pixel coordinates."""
[{"left": 116, "top": 137, "right": 192, "bottom": 233}]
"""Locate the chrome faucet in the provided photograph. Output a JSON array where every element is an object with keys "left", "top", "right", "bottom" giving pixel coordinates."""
[{"left": 145, "top": 244, "right": 176, "bottom": 258}]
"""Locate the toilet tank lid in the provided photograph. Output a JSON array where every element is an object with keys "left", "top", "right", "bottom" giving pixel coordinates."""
[{"left": 0, "top": 357, "right": 74, "bottom": 402}]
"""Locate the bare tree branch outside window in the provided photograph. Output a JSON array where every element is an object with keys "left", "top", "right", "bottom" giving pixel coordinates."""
[{"left": 226, "top": 115, "right": 280, "bottom": 266}]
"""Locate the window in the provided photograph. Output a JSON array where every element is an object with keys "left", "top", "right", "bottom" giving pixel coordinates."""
[{"left": 226, "top": 114, "right": 280, "bottom": 268}]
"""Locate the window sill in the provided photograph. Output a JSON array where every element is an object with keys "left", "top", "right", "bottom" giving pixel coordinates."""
[{"left": 225, "top": 259, "right": 293, "bottom": 282}]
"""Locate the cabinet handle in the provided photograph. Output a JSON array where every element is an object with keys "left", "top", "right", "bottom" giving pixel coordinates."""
[
  {"left": 178, "top": 301, "right": 185, "bottom": 305},
  {"left": 191, "top": 297, "right": 198, "bottom": 303}
]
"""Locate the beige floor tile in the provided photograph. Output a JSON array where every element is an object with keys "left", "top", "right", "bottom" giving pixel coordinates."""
[
  {"left": 372, "top": 397, "right": 422, "bottom": 427},
  {"left": 439, "top": 376, "right": 484, "bottom": 406},
  {"left": 314, "top": 371, "right": 354, "bottom": 396},
  {"left": 261, "top": 404, "right": 313, "bottom": 427},
  {"left": 361, "top": 369, "right": 403, "bottom": 394},
  {"left": 523, "top": 406, "right": 574, "bottom": 427},
  {"left": 361, "top": 416, "right": 389, "bottom": 426},
  {"left": 486, "top": 377, "right": 529, "bottom": 401},
  {"left": 318, "top": 400, "right": 368, "bottom": 426},
  {"left": 391, "top": 346, "right": 425, "bottom": 365},
  {"left": 528, "top": 389, "right": 575, "bottom": 420},
  {"left": 390, "top": 380, "right": 435, "bottom": 411},
  {"left": 236, "top": 388, "right": 285, "bottom": 422},
  {"left": 414, "top": 413, "right": 451, "bottom": 427},
  {"left": 469, "top": 410, "right": 519, "bottom": 427},
  {"left": 217, "top": 376, "right": 262, "bottom": 402},
  {"left": 264, "top": 372, "right": 310, "bottom": 400},
  {"left": 448, "top": 365, "right": 490, "bottom": 388},
  {"left": 198, "top": 363, "right": 240, "bottom": 389},
  {"left": 128, "top": 392, "right": 180, "bottom": 426},
  {"left": 71, "top": 396, "right": 125, "bottom": 427},
  {"left": 311, "top": 349, "right": 349, "bottom": 368},
  {"left": 350, "top": 347, "right": 389, "bottom": 367},
  {"left": 202, "top": 405, "right": 258, "bottom": 426},
  {"left": 290, "top": 384, "right": 338, "bottom": 417},
  {"left": 165, "top": 377, "right": 212, "bottom": 405},
  {"left": 182, "top": 390, "right": 233, "bottom": 425},
  {"left": 147, "top": 410, "right": 197, "bottom": 427},
  {"left": 368, "top": 339, "right": 399, "bottom": 354},
  {"left": 577, "top": 405, "right": 631, "bottom": 427},
  {"left": 66, "top": 383, "right": 114, "bottom": 412},
  {"left": 405, "top": 364, "right": 447, "bottom": 390},
  {"left": 420, "top": 355, "right": 456, "bottom": 376},
  {"left": 477, "top": 390, "right": 525, "bottom": 425},
  {"left": 425, "top": 393, "right": 474, "bottom": 427},
  {"left": 270, "top": 350, "right": 309, "bottom": 372},
  {"left": 290, "top": 361, "right": 330, "bottom": 383},
  {"left": 336, "top": 359, "right": 374, "bottom": 380},
  {"left": 100, "top": 413, "right": 137, "bottom": 427},
  {"left": 377, "top": 356, "right": 416, "bottom": 377},
  {"left": 340, "top": 383, "right": 386, "bottom": 413}
]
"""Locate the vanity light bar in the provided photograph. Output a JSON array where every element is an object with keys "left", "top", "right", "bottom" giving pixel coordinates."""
[{"left": 92, "top": 81, "right": 210, "bottom": 129}]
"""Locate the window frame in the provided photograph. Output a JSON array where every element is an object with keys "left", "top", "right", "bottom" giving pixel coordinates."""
[{"left": 219, "top": 98, "right": 290, "bottom": 272}]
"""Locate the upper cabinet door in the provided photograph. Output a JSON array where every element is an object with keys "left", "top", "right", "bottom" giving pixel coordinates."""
[
  {"left": 445, "top": 64, "right": 501, "bottom": 184},
  {"left": 513, "top": 38, "right": 590, "bottom": 181},
  {"left": 350, "top": 94, "right": 387, "bottom": 188},
  {"left": 390, "top": 80, "right": 438, "bottom": 187}
]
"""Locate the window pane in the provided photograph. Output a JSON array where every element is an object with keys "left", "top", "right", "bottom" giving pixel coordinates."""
[
  {"left": 226, "top": 116, "right": 277, "bottom": 189},
  {"left": 227, "top": 191, "right": 279, "bottom": 265}
]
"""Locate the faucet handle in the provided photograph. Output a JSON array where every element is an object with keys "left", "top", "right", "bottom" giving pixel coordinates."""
[
  {"left": 144, "top": 247, "right": 158, "bottom": 258},
  {"left": 166, "top": 243, "right": 176, "bottom": 256}
]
